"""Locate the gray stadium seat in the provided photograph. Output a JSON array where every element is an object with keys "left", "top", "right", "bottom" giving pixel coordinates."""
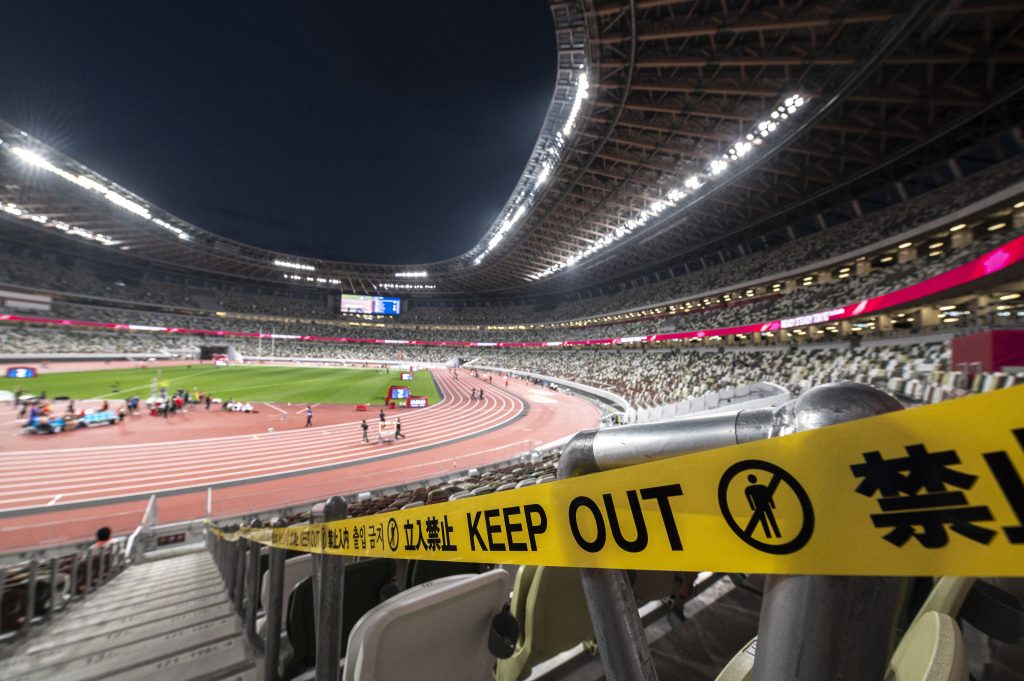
[{"left": 342, "top": 570, "right": 512, "bottom": 681}]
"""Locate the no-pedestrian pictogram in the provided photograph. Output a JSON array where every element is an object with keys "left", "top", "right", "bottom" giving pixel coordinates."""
[
  {"left": 387, "top": 517, "right": 400, "bottom": 552},
  {"left": 718, "top": 460, "right": 815, "bottom": 554}
]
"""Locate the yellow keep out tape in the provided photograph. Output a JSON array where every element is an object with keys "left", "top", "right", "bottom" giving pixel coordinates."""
[{"left": 214, "top": 386, "right": 1024, "bottom": 576}]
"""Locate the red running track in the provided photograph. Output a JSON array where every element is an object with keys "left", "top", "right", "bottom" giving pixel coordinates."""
[{"left": 0, "top": 369, "right": 601, "bottom": 550}]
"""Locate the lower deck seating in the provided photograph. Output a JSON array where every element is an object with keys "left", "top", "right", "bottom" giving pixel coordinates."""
[{"left": 342, "top": 570, "right": 512, "bottom": 681}]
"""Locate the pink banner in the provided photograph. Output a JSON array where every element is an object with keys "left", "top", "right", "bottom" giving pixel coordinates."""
[{"left": 2, "top": 234, "right": 1022, "bottom": 348}]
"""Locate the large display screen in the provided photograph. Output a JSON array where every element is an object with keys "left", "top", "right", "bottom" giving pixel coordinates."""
[
  {"left": 388, "top": 386, "right": 411, "bottom": 400},
  {"left": 5, "top": 366, "right": 37, "bottom": 378},
  {"left": 340, "top": 294, "right": 401, "bottom": 316}
]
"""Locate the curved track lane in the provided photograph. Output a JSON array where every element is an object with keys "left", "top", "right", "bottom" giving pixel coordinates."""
[{"left": 0, "top": 370, "right": 528, "bottom": 512}]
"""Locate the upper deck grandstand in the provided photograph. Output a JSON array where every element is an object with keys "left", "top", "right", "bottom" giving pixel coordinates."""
[{"left": 2, "top": 2, "right": 1024, "bottom": 681}]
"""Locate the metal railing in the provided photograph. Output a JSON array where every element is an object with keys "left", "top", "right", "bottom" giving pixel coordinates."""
[
  {"left": 205, "top": 380, "right": 913, "bottom": 681},
  {"left": 557, "top": 381, "right": 905, "bottom": 681},
  {"left": 0, "top": 539, "right": 127, "bottom": 642},
  {"left": 0, "top": 493, "right": 163, "bottom": 644}
]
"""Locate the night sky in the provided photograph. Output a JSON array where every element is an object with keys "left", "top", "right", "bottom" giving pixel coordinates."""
[{"left": 0, "top": 1, "right": 556, "bottom": 264}]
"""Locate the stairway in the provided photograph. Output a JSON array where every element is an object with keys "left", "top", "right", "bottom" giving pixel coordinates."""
[{"left": 0, "top": 546, "right": 256, "bottom": 681}]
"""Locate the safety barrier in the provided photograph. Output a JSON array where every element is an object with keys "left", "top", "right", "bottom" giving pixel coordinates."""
[
  {"left": 0, "top": 540, "right": 128, "bottom": 642},
  {"left": 0, "top": 492, "right": 166, "bottom": 645},
  {"left": 206, "top": 381, "right": 1024, "bottom": 681}
]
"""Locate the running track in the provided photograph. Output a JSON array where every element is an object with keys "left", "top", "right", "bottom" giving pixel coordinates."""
[{"left": 0, "top": 369, "right": 601, "bottom": 550}]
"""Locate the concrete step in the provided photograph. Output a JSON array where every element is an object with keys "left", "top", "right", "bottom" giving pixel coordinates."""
[
  {"left": 75, "top": 579, "right": 225, "bottom": 616},
  {"left": 14, "top": 605, "right": 237, "bottom": 660},
  {"left": 5, "top": 616, "right": 244, "bottom": 681},
  {"left": 111, "top": 562, "right": 219, "bottom": 583},
  {"left": 90, "top": 567, "right": 217, "bottom": 594},
  {"left": 96, "top": 573, "right": 222, "bottom": 598},
  {"left": 208, "top": 669, "right": 258, "bottom": 681},
  {"left": 45, "top": 593, "right": 229, "bottom": 635},
  {"left": 101, "top": 636, "right": 253, "bottom": 681},
  {"left": 124, "top": 556, "right": 213, "bottom": 576}
]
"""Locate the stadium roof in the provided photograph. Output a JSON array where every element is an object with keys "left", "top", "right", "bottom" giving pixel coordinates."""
[{"left": 2, "top": 0, "right": 1023, "bottom": 298}]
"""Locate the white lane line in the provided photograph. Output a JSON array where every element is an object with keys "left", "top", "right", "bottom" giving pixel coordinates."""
[
  {"left": 263, "top": 403, "right": 286, "bottom": 414},
  {"left": 46, "top": 494, "right": 62, "bottom": 506},
  {"left": 0, "top": 374, "right": 508, "bottom": 470},
  {"left": 0, "top": 370, "right": 533, "bottom": 507},
  {"left": 1, "top": 371, "right": 456, "bottom": 457},
  {"left": 0, "top": 399, "right": 522, "bottom": 493},
  {"left": 0, "top": 410, "right": 525, "bottom": 503},
  {"left": 293, "top": 403, "right": 321, "bottom": 415}
]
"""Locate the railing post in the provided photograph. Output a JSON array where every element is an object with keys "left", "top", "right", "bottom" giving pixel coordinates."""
[
  {"left": 556, "top": 382, "right": 902, "bottom": 681},
  {"left": 214, "top": 533, "right": 225, "bottom": 579},
  {"left": 83, "top": 548, "right": 93, "bottom": 596},
  {"left": 310, "top": 506, "right": 323, "bottom": 627},
  {"left": 101, "top": 544, "right": 112, "bottom": 584},
  {"left": 316, "top": 496, "right": 348, "bottom": 681},
  {"left": 23, "top": 558, "right": 38, "bottom": 635},
  {"left": 68, "top": 552, "right": 78, "bottom": 602},
  {"left": 264, "top": 517, "right": 287, "bottom": 681},
  {"left": 245, "top": 519, "right": 264, "bottom": 652},
  {"left": 0, "top": 568, "right": 6, "bottom": 637},
  {"left": 45, "top": 558, "right": 58, "bottom": 620},
  {"left": 752, "top": 383, "right": 905, "bottom": 681},
  {"left": 225, "top": 529, "right": 239, "bottom": 599},
  {"left": 558, "top": 408, "right": 776, "bottom": 681},
  {"left": 234, "top": 537, "right": 247, "bottom": 616}
]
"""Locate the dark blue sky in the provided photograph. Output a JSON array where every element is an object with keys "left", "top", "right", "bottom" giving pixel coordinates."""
[{"left": 0, "top": 1, "right": 555, "bottom": 264}]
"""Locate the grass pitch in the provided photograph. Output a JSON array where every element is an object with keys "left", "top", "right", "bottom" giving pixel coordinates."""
[{"left": 0, "top": 364, "right": 441, "bottom": 406}]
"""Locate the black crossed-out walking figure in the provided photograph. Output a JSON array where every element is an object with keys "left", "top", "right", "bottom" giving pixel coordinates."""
[{"left": 745, "top": 474, "right": 781, "bottom": 539}]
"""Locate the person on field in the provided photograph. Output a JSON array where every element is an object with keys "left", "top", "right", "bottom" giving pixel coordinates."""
[
  {"left": 395, "top": 418, "right": 405, "bottom": 439},
  {"left": 379, "top": 409, "right": 385, "bottom": 423},
  {"left": 305, "top": 405, "right": 314, "bottom": 427},
  {"left": 361, "top": 419, "right": 369, "bottom": 442}
]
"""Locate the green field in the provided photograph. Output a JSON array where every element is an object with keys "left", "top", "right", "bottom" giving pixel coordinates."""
[{"left": 0, "top": 365, "right": 441, "bottom": 405}]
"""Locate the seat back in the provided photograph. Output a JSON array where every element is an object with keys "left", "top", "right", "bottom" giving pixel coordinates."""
[
  {"left": 405, "top": 559, "right": 484, "bottom": 589},
  {"left": 261, "top": 553, "right": 313, "bottom": 618},
  {"left": 284, "top": 558, "right": 398, "bottom": 670},
  {"left": 496, "top": 566, "right": 594, "bottom": 681},
  {"left": 711, "top": 578, "right": 976, "bottom": 681},
  {"left": 287, "top": 577, "right": 317, "bottom": 667},
  {"left": 909, "top": 577, "right": 975, "bottom": 629},
  {"left": 341, "top": 558, "right": 397, "bottom": 657},
  {"left": 713, "top": 638, "right": 756, "bottom": 681},
  {"left": 893, "top": 577, "right": 975, "bottom": 662},
  {"left": 886, "top": 611, "right": 967, "bottom": 681},
  {"left": 343, "top": 570, "right": 512, "bottom": 681}
]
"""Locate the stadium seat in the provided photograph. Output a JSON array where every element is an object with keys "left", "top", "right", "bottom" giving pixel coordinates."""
[
  {"left": 495, "top": 565, "right": 595, "bottom": 681},
  {"left": 885, "top": 611, "right": 967, "bottom": 681},
  {"left": 260, "top": 553, "right": 312, "bottom": 619},
  {"left": 713, "top": 638, "right": 756, "bottom": 681},
  {"left": 342, "top": 570, "right": 512, "bottom": 681},
  {"left": 405, "top": 559, "right": 485, "bottom": 589},
  {"left": 904, "top": 577, "right": 976, "bottom": 633},
  {"left": 282, "top": 557, "right": 400, "bottom": 677},
  {"left": 712, "top": 577, "right": 978, "bottom": 681}
]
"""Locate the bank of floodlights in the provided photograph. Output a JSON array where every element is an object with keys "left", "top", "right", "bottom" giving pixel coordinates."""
[
  {"left": 6, "top": 144, "right": 192, "bottom": 242},
  {"left": 473, "top": 67, "right": 591, "bottom": 267},
  {"left": 525, "top": 94, "right": 808, "bottom": 281}
]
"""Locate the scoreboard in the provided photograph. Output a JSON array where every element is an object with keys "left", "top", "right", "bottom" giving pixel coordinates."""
[
  {"left": 340, "top": 294, "right": 401, "bottom": 316},
  {"left": 5, "top": 366, "right": 37, "bottom": 378},
  {"left": 388, "top": 386, "right": 411, "bottom": 400}
]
